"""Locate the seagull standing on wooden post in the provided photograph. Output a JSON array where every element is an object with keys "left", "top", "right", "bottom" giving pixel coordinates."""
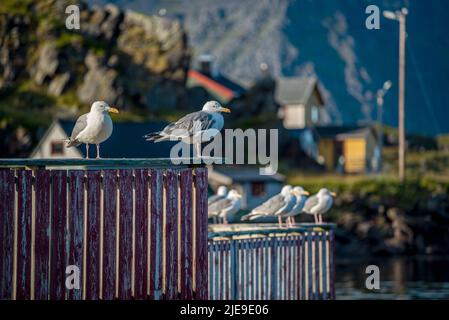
[
  {"left": 143, "top": 100, "right": 231, "bottom": 158},
  {"left": 65, "top": 101, "right": 119, "bottom": 159},
  {"left": 282, "top": 186, "right": 309, "bottom": 227}
]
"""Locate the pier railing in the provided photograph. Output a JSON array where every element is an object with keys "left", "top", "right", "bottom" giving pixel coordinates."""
[
  {"left": 0, "top": 159, "right": 208, "bottom": 300},
  {"left": 208, "top": 224, "right": 336, "bottom": 300}
]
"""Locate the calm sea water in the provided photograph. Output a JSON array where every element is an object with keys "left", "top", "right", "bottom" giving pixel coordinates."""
[{"left": 336, "top": 256, "right": 449, "bottom": 300}]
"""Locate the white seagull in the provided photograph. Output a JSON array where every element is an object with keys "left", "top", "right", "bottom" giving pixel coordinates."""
[
  {"left": 241, "top": 185, "right": 296, "bottom": 227},
  {"left": 143, "top": 100, "right": 231, "bottom": 157},
  {"left": 208, "top": 189, "right": 242, "bottom": 224},
  {"left": 302, "top": 188, "right": 336, "bottom": 224},
  {"left": 66, "top": 101, "right": 119, "bottom": 159},
  {"left": 208, "top": 185, "right": 228, "bottom": 206},
  {"left": 282, "top": 186, "right": 309, "bottom": 227}
]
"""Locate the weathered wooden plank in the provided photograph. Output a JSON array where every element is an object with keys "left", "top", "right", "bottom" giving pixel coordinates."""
[
  {"left": 67, "top": 170, "right": 84, "bottom": 300},
  {"left": 0, "top": 169, "right": 15, "bottom": 300},
  {"left": 164, "top": 169, "right": 178, "bottom": 300},
  {"left": 208, "top": 241, "right": 213, "bottom": 299},
  {"left": 194, "top": 167, "right": 208, "bottom": 300},
  {"left": 102, "top": 170, "right": 117, "bottom": 300},
  {"left": 149, "top": 169, "right": 163, "bottom": 300},
  {"left": 85, "top": 170, "right": 101, "bottom": 299},
  {"left": 134, "top": 169, "right": 149, "bottom": 300},
  {"left": 219, "top": 241, "right": 224, "bottom": 300},
  {"left": 230, "top": 239, "right": 237, "bottom": 300},
  {"left": 269, "top": 236, "right": 277, "bottom": 300},
  {"left": 50, "top": 170, "right": 67, "bottom": 300},
  {"left": 213, "top": 241, "right": 219, "bottom": 300},
  {"left": 329, "top": 230, "right": 336, "bottom": 300},
  {"left": 34, "top": 170, "right": 51, "bottom": 300},
  {"left": 118, "top": 169, "right": 133, "bottom": 299},
  {"left": 179, "top": 169, "right": 193, "bottom": 300},
  {"left": 16, "top": 170, "right": 32, "bottom": 300}
]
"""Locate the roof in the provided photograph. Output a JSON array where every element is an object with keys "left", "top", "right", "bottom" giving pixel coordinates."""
[
  {"left": 314, "top": 125, "right": 377, "bottom": 141},
  {"left": 56, "top": 120, "right": 177, "bottom": 158},
  {"left": 187, "top": 70, "right": 246, "bottom": 103},
  {"left": 210, "top": 165, "right": 285, "bottom": 183},
  {"left": 275, "top": 76, "right": 323, "bottom": 105}
]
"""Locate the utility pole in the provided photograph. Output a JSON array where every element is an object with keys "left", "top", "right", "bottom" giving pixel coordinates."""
[{"left": 384, "top": 8, "right": 408, "bottom": 182}]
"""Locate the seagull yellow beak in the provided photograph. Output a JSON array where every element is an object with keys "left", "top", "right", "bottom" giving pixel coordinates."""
[
  {"left": 330, "top": 192, "right": 337, "bottom": 197},
  {"left": 220, "top": 107, "right": 231, "bottom": 113},
  {"left": 108, "top": 107, "right": 119, "bottom": 114},
  {"left": 302, "top": 191, "right": 310, "bottom": 196}
]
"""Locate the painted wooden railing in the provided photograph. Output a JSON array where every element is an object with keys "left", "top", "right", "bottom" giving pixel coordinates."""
[
  {"left": 0, "top": 159, "right": 208, "bottom": 300},
  {"left": 208, "top": 224, "right": 336, "bottom": 300}
]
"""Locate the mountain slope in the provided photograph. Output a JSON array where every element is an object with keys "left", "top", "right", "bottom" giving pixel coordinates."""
[{"left": 96, "top": 0, "right": 449, "bottom": 136}]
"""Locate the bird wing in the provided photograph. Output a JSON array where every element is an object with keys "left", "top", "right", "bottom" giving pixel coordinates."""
[
  {"left": 251, "top": 194, "right": 286, "bottom": 216},
  {"left": 161, "top": 111, "right": 216, "bottom": 137},
  {"left": 70, "top": 113, "right": 88, "bottom": 140},
  {"left": 303, "top": 195, "right": 319, "bottom": 214},
  {"left": 208, "top": 194, "right": 225, "bottom": 205},
  {"left": 208, "top": 198, "right": 232, "bottom": 216}
]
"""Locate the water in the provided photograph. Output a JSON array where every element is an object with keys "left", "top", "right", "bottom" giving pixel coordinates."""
[{"left": 336, "top": 256, "right": 449, "bottom": 300}]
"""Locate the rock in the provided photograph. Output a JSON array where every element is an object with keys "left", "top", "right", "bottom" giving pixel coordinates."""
[
  {"left": 77, "top": 52, "right": 118, "bottom": 104},
  {"left": 48, "top": 72, "right": 71, "bottom": 96},
  {"left": 34, "top": 43, "right": 59, "bottom": 85}
]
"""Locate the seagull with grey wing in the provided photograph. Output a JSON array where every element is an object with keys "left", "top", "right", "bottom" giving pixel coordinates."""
[
  {"left": 302, "top": 188, "right": 336, "bottom": 224},
  {"left": 241, "top": 185, "right": 297, "bottom": 227},
  {"left": 208, "top": 185, "right": 228, "bottom": 206},
  {"left": 65, "top": 101, "right": 119, "bottom": 159},
  {"left": 208, "top": 189, "right": 242, "bottom": 224},
  {"left": 143, "top": 100, "right": 231, "bottom": 157},
  {"left": 282, "top": 186, "right": 310, "bottom": 227}
]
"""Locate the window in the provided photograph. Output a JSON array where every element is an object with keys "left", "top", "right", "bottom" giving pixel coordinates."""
[
  {"left": 51, "top": 141, "right": 64, "bottom": 155},
  {"left": 311, "top": 106, "right": 319, "bottom": 123},
  {"left": 251, "top": 182, "right": 266, "bottom": 197}
]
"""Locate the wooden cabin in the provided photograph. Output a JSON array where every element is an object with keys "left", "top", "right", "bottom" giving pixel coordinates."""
[
  {"left": 315, "top": 126, "right": 378, "bottom": 174},
  {"left": 276, "top": 76, "right": 325, "bottom": 129}
]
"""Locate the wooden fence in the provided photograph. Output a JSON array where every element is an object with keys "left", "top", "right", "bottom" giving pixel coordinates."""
[
  {"left": 0, "top": 159, "right": 208, "bottom": 300},
  {"left": 208, "top": 225, "right": 336, "bottom": 300}
]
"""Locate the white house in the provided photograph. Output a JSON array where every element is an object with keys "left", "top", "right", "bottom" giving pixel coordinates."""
[
  {"left": 30, "top": 119, "right": 176, "bottom": 159},
  {"left": 276, "top": 76, "right": 325, "bottom": 129},
  {"left": 208, "top": 165, "right": 285, "bottom": 210}
]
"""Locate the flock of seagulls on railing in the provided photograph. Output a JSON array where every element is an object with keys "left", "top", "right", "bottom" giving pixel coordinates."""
[{"left": 208, "top": 185, "right": 336, "bottom": 227}]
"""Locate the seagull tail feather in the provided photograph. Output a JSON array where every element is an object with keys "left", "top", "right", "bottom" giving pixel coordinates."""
[
  {"left": 143, "top": 132, "right": 161, "bottom": 141},
  {"left": 65, "top": 139, "right": 81, "bottom": 148}
]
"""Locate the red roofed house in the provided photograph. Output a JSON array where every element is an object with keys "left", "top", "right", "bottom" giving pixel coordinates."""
[{"left": 186, "top": 55, "right": 246, "bottom": 105}]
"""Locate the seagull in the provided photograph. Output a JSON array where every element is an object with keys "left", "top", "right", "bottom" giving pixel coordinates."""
[
  {"left": 282, "top": 186, "right": 309, "bottom": 227},
  {"left": 208, "top": 189, "right": 242, "bottom": 224},
  {"left": 143, "top": 100, "right": 231, "bottom": 157},
  {"left": 241, "top": 185, "right": 296, "bottom": 227},
  {"left": 208, "top": 185, "right": 228, "bottom": 206},
  {"left": 302, "top": 188, "right": 336, "bottom": 224},
  {"left": 65, "top": 101, "right": 119, "bottom": 159}
]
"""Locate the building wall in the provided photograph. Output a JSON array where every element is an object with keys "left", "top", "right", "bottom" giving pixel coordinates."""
[
  {"left": 304, "top": 90, "right": 323, "bottom": 127},
  {"left": 343, "top": 138, "right": 366, "bottom": 173},
  {"left": 238, "top": 181, "right": 283, "bottom": 210},
  {"left": 318, "top": 138, "right": 336, "bottom": 171},
  {"left": 282, "top": 104, "right": 306, "bottom": 129},
  {"left": 31, "top": 124, "right": 82, "bottom": 159}
]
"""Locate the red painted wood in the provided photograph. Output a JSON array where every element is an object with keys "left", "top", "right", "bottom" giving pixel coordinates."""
[
  {"left": 134, "top": 169, "right": 149, "bottom": 300},
  {"left": 0, "top": 169, "right": 15, "bottom": 299},
  {"left": 194, "top": 167, "right": 208, "bottom": 300},
  {"left": 102, "top": 170, "right": 117, "bottom": 300},
  {"left": 50, "top": 170, "right": 67, "bottom": 300},
  {"left": 16, "top": 170, "right": 32, "bottom": 300},
  {"left": 86, "top": 170, "right": 101, "bottom": 299},
  {"left": 179, "top": 169, "right": 193, "bottom": 299},
  {"left": 67, "top": 170, "right": 84, "bottom": 300},
  {"left": 150, "top": 169, "right": 163, "bottom": 300},
  {"left": 118, "top": 169, "right": 133, "bottom": 299},
  {"left": 164, "top": 169, "right": 178, "bottom": 300},
  {"left": 34, "top": 170, "right": 51, "bottom": 300}
]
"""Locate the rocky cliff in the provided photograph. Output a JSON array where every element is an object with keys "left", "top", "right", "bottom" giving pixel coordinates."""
[{"left": 0, "top": 0, "right": 190, "bottom": 156}]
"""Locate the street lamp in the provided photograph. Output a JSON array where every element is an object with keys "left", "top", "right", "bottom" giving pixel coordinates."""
[
  {"left": 376, "top": 80, "right": 392, "bottom": 172},
  {"left": 383, "top": 8, "right": 408, "bottom": 182}
]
